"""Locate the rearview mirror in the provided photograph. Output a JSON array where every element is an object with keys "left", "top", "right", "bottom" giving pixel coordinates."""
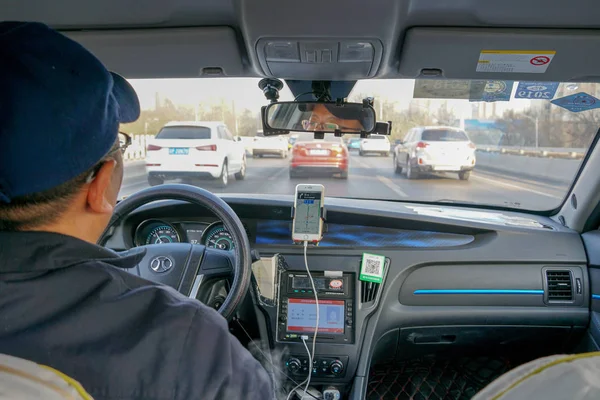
[{"left": 264, "top": 101, "right": 376, "bottom": 134}]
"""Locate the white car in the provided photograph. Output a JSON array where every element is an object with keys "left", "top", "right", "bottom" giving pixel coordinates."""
[
  {"left": 359, "top": 134, "right": 391, "bottom": 156},
  {"left": 252, "top": 135, "right": 289, "bottom": 158},
  {"left": 145, "top": 121, "right": 246, "bottom": 187},
  {"left": 234, "top": 136, "right": 255, "bottom": 156},
  {"left": 393, "top": 126, "right": 476, "bottom": 180}
]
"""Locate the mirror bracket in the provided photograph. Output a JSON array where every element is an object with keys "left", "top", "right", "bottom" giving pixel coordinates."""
[
  {"left": 372, "top": 121, "right": 392, "bottom": 135},
  {"left": 312, "top": 81, "right": 332, "bottom": 102},
  {"left": 363, "top": 97, "right": 375, "bottom": 108},
  {"left": 314, "top": 132, "right": 325, "bottom": 140},
  {"left": 258, "top": 78, "right": 284, "bottom": 103}
]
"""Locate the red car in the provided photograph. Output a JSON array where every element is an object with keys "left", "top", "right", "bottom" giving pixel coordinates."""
[{"left": 289, "top": 133, "right": 349, "bottom": 179}]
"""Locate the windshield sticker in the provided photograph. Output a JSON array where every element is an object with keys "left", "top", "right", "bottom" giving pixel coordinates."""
[
  {"left": 551, "top": 92, "right": 600, "bottom": 113},
  {"left": 476, "top": 50, "right": 556, "bottom": 73},
  {"left": 413, "top": 79, "right": 475, "bottom": 99},
  {"left": 469, "top": 80, "right": 514, "bottom": 102},
  {"left": 515, "top": 82, "right": 559, "bottom": 100}
]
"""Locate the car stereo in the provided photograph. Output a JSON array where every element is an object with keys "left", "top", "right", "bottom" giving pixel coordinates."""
[{"left": 277, "top": 271, "right": 354, "bottom": 344}]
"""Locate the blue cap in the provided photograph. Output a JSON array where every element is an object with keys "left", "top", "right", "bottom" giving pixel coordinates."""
[{"left": 0, "top": 21, "right": 140, "bottom": 203}]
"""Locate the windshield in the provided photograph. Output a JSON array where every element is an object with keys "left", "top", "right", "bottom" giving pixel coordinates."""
[
  {"left": 120, "top": 78, "right": 599, "bottom": 211},
  {"left": 156, "top": 126, "right": 211, "bottom": 140}
]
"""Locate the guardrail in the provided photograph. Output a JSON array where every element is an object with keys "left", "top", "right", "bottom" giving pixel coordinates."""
[
  {"left": 474, "top": 150, "right": 581, "bottom": 185},
  {"left": 123, "top": 135, "right": 151, "bottom": 162},
  {"left": 476, "top": 145, "right": 586, "bottom": 160}
]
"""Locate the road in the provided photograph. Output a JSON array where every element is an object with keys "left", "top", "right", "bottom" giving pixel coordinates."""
[{"left": 120, "top": 153, "right": 569, "bottom": 211}]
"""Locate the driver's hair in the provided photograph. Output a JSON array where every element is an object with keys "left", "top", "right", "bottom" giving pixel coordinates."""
[{"left": 0, "top": 148, "right": 121, "bottom": 232}]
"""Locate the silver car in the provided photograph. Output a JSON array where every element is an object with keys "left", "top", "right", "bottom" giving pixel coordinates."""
[{"left": 393, "top": 126, "right": 476, "bottom": 180}]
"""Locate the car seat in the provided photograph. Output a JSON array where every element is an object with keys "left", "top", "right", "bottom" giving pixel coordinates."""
[
  {"left": 0, "top": 353, "right": 93, "bottom": 399},
  {"left": 473, "top": 352, "right": 600, "bottom": 400}
]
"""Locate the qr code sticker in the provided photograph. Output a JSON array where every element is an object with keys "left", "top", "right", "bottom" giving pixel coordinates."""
[{"left": 365, "top": 258, "right": 382, "bottom": 275}]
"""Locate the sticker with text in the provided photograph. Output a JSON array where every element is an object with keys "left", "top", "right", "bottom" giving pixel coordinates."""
[{"left": 476, "top": 50, "right": 555, "bottom": 74}]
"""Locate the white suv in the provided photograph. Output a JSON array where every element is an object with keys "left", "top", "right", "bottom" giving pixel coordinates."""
[
  {"left": 359, "top": 134, "right": 391, "bottom": 156},
  {"left": 252, "top": 135, "right": 289, "bottom": 158},
  {"left": 145, "top": 121, "right": 246, "bottom": 187},
  {"left": 393, "top": 126, "right": 476, "bottom": 180}
]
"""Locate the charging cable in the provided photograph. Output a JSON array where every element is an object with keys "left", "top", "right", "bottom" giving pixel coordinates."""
[
  {"left": 285, "top": 241, "right": 320, "bottom": 400},
  {"left": 285, "top": 337, "right": 312, "bottom": 400},
  {"left": 303, "top": 240, "right": 319, "bottom": 396}
]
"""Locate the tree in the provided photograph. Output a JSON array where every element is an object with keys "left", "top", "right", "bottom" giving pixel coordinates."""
[
  {"left": 120, "top": 97, "right": 194, "bottom": 136},
  {"left": 237, "top": 109, "right": 260, "bottom": 137},
  {"left": 494, "top": 106, "right": 600, "bottom": 148}
]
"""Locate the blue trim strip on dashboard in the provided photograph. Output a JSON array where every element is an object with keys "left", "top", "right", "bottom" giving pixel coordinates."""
[
  {"left": 413, "top": 289, "right": 544, "bottom": 295},
  {"left": 592, "top": 294, "right": 600, "bottom": 300}
]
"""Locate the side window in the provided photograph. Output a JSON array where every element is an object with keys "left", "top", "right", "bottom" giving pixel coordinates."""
[
  {"left": 224, "top": 127, "right": 235, "bottom": 141},
  {"left": 216, "top": 127, "right": 226, "bottom": 140},
  {"left": 411, "top": 130, "right": 418, "bottom": 142}
]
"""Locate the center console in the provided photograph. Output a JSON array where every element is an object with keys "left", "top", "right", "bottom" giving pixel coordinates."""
[
  {"left": 277, "top": 271, "right": 355, "bottom": 344},
  {"left": 254, "top": 253, "right": 387, "bottom": 389},
  {"left": 277, "top": 270, "right": 356, "bottom": 379}
]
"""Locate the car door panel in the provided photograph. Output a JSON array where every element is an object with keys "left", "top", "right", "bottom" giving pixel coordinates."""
[
  {"left": 398, "top": 130, "right": 414, "bottom": 166},
  {"left": 225, "top": 127, "right": 244, "bottom": 170},
  {"left": 217, "top": 126, "right": 236, "bottom": 171},
  {"left": 582, "top": 230, "right": 600, "bottom": 350}
]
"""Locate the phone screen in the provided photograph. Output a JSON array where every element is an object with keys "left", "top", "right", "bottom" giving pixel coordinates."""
[{"left": 293, "top": 190, "right": 322, "bottom": 235}]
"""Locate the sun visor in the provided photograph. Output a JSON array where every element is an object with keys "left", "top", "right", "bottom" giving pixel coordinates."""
[
  {"left": 256, "top": 38, "right": 383, "bottom": 80},
  {"left": 66, "top": 27, "right": 245, "bottom": 78},
  {"left": 398, "top": 28, "right": 600, "bottom": 82}
]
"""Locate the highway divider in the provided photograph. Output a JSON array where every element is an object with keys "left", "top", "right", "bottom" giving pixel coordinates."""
[
  {"left": 123, "top": 135, "right": 151, "bottom": 161},
  {"left": 475, "top": 146, "right": 584, "bottom": 185}
]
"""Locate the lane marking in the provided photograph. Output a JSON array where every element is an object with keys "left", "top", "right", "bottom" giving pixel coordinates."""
[
  {"left": 268, "top": 168, "right": 287, "bottom": 181},
  {"left": 376, "top": 175, "right": 408, "bottom": 198},
  {"left": 352, "top": 157, "right": 372, "bottom": 169},
  {"left": 120, "top": 180, "right": 148, "bottom": 190},
  {"left": 474, "top": 169, "right": 567, "bottom": 192},
  {"left": 472, "top": 173, "right": 560, "bottom": 199}
]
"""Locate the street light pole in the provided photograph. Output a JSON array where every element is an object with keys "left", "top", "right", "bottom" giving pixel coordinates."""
[
  {"left": 535, "top": 117, "right": 539, "bottom": 148},
  {"left": 522, "top": 114, "right": 540, "bottom": 148}
]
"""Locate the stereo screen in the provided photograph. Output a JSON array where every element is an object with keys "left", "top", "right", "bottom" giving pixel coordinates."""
[{"left": 286, "top": 298, "right": 344, "bottom": 334}]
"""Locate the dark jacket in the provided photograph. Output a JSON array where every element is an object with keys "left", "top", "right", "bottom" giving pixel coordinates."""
[{"left": 0, "top": 231, "right": 274, "bottom": 400}]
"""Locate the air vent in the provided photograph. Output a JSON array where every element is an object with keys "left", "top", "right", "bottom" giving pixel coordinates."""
[
  {"left": 361, "top": 281, "right": 380, "bottom": 303},
  {"left": 546, "top": 270, "right": 573, "bottom": 301}
]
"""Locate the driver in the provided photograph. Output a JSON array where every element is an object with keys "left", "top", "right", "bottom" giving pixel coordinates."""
[
  {"left": 0, "top": 22, "right": 273, "bottom": 400},
  {"left": 302, "top": 103, "right": 369, "bottom": 132}
]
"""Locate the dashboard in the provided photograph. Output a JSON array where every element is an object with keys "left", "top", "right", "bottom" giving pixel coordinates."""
[
  {"left": 105, "top": 194, "right": 592, "bottom": 397},
  {"left": 129, "top": 216, "right": 476, "bottom": 250}
]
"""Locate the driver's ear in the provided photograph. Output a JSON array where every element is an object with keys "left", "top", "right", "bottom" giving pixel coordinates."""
[{"left": 86, "top": 160, "right": 117, "bottom": 214}]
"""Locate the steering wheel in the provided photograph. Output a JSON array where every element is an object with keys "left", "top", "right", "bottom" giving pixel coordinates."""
[{"left": 98, "top": 184, "right": 252, "bottom": 320}]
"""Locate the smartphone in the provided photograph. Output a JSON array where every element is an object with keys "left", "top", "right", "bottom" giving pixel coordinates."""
[{"left": 292, "top": 184, "right": 325, "bottom": 243}]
